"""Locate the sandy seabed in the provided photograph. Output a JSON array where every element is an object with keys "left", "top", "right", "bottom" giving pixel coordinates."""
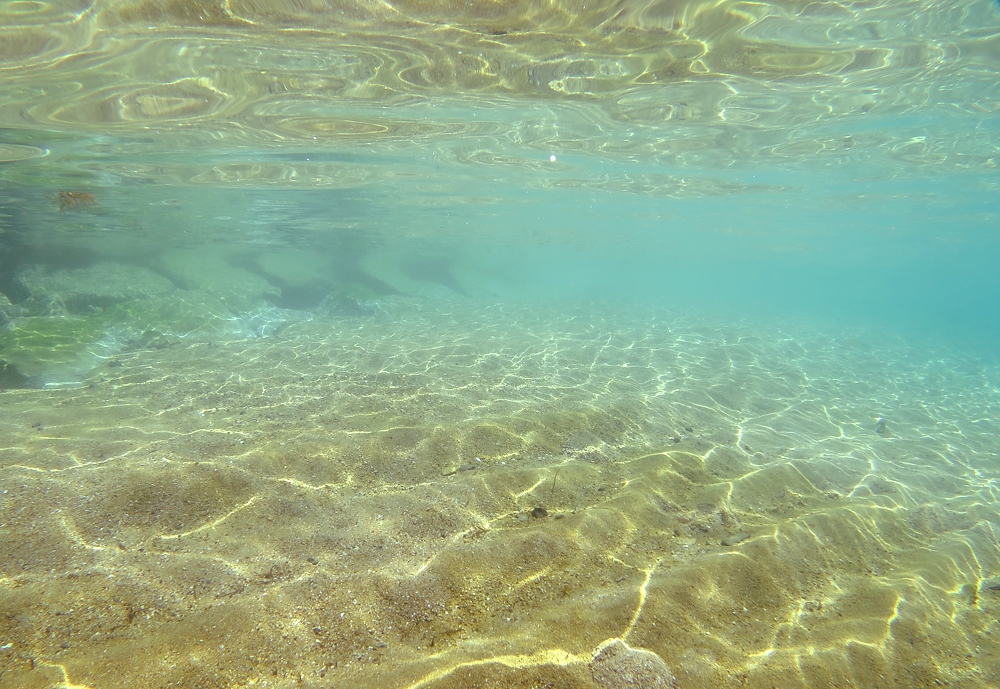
[{"left": 2, "top": 298, "right": 1000, "bottom": 689}]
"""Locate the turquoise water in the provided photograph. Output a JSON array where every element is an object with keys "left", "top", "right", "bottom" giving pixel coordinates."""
[{"left": 2, "top": 1, "right": 1000, "bottom": 688}]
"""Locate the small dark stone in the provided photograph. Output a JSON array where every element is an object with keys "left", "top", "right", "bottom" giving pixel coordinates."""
[
  {"left": 597, "top": 486, "right": 606, "bottom": 492},
  {"left": 306, "top": 557, "right": 318, "bottom": 565},
  {"left": 530, "top": 506, "right": 548, "bottom": 518},
  {"left": 672, "top": 436, "right": 681, "bottom": 444},
  {"left": 875, "top": 417, "right": 891, "bottom": 437},
  {"left": 458, "top": 464, "right": 477, "bottom": 472}
]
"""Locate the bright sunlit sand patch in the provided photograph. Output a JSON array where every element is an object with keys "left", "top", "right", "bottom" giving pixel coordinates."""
[{"left": 1, "top": 299, "right": 999, "bottom": 688}]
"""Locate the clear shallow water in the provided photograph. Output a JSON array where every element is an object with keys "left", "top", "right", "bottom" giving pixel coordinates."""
[{"left": 2, "top": 1, "right": 1000, "bottom": 688}]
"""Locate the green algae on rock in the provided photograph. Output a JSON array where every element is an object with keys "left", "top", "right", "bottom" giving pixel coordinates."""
[
  {"left": 0, "top": 315, "right": 110, "bottom": 380},
  {"left": 100, "top": 292, "right": 245, "bottom": 341}
]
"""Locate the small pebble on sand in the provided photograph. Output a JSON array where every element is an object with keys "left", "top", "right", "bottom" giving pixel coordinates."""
[{"left": 721, "top": 532, "right": 751, "bottom": 546}]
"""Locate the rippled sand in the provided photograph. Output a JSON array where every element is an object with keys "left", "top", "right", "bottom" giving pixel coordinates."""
[
  {"left": 2, "top": 299, "right": 999, "bottom": 688},
  {"left": 1, "top": 0, "right": 998, "bottom": 686}
]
